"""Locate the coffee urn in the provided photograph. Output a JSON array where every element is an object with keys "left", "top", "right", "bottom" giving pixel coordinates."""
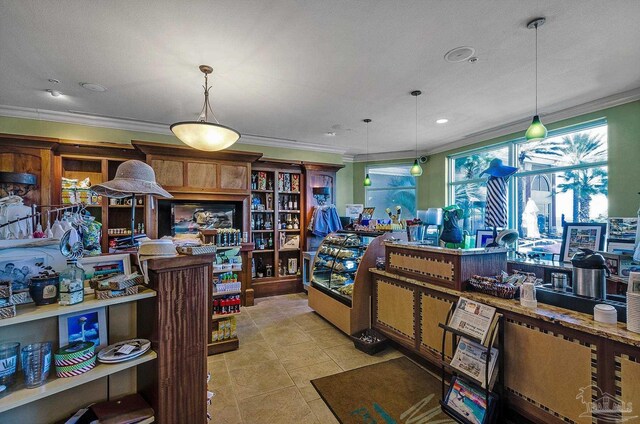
[{"left": 571, "top": 248, "right": 610, "bottom": 299}]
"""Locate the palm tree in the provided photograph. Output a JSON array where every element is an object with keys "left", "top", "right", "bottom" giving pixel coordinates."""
[{"left": 555, "top": 133, "right": 608, "bottom": 222}]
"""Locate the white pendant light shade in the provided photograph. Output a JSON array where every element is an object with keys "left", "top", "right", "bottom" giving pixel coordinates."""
[
  {"left": 170, "top": 65, "right": 240, "bottom": 151},
  {"left": 170, "top": 121, "right": 240, "bottom": 151}
]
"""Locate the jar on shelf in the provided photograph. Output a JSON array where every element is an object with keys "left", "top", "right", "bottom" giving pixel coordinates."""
[{"left": 58, "top": 260, "right": 85, "bottom": 306}]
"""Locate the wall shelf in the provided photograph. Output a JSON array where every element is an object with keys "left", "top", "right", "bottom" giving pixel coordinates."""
[
  {"left": 212, "top": 290, "right": 242, "bottom": 297},
  {"left": 211, "top": 311, "right": 241, "bottom": 320},
  {"left": 0, "top": 350, "right": 157, "bottom": 414},
  {"left": 0, "top": 290, "right": 157, "bottom": 328}
]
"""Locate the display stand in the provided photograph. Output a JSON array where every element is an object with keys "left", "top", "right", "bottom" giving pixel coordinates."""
[{"left": 438, "top": 303, "right": 504, "bottom": 424}]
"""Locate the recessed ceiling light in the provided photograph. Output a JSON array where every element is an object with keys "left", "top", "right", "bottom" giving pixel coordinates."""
[
  {"left": 444, "top": 46, "right": 476, "bottom": 63},
  {"left": 324, "top": 132, "right": 336, "bottom": 137},
  {"left": 46, "top": 89, "right": 63, "bottom": 97},
  {"left": 436, "top": 118, "right": 449, "bottom": 124},
  {"left": 80, "top": 82, "right": 107, "bottom": 92}
]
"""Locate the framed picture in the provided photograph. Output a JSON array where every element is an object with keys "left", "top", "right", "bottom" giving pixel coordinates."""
[
  {"left": 601, "top": 254, "right": 619, "bottom": 276},
  {"left": 0, "top": 256, "right": 46, "bottom": 292},
  {"left": 608, "top": 217, "right": 638, "bottom": 241},
  {"left": 559, "top": 223, "right": 607, "bottom": 263},
  {"left": 79, "top": 254, "right": 131, "bottom": 287},
  {"left": 475, "top": 230, "right": 494, "bottom": 248},
  {"left": 619, "top": 257, "right": 640, "bottom": 278},
  {"left": 345, "top": 204, "right": 364, "bottom": 219},
  {"left": 442, "top": 376, "right": 497, "bottom": 424},
  {"left": 59, "top": 307, "right": 107, "bottom": 350},
  {"left": 607, "top": 240, "right": 635, "bottom": 255}
]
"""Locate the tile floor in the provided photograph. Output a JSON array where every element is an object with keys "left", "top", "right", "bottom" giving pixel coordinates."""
[{"left": 207, "top": 293, "right": 404, "bottom": 424}]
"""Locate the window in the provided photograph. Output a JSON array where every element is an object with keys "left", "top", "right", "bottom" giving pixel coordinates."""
[
  {"left": 448, "top": 119, "right": 608, "bottom": 253},
  {"left": 365, "top": 164, "right": 417, "bottom": 220}
]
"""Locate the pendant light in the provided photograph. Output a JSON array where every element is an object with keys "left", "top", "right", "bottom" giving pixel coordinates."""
[
  {"left": 410, "top": 90, "right": 423, "bottom": 177},
  {"left": 170, "top": 65, "right": 240, "bottom": 151},
  {"left": 525, "top": 18, "right": 548, "bottom": 142},
  {"left": 363, "top": 119, "right": 372, "bottom": 186}
]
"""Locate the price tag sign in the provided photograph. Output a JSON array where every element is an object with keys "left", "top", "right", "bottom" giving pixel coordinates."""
[{"left": 116, "top": 344, "right": 136, "bottom": 355}]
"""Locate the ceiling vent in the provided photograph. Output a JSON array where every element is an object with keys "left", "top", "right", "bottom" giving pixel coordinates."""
[{"left": 444, "top": 46, "right": 476, "bottom": 63}]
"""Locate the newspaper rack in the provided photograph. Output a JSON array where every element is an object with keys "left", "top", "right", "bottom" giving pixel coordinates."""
[{"left": 438, "top": 302, "right": 504, "bottom": 424}]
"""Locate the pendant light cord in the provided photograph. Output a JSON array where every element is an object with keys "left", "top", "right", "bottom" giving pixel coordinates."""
[
  {"left": 535, "top": 22, "right": 538, "bottom": 115},
  {"left": 415, "top": 94, "right": 418, "bottom": 157},
  {"left": 199, "top": 72, "right": 220, "bottom": 124}
]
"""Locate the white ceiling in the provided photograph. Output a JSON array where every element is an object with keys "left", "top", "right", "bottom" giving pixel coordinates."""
[{"left": 1, "top": 0, "right": 639, "bottom": 156}]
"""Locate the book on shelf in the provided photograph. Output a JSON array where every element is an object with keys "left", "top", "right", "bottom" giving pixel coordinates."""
[
  {"left": 450, "top": 337, "right": 498, "bottom": 389},
  {"left": 448, "top": 297, "right": 496, "bottom": 345}
]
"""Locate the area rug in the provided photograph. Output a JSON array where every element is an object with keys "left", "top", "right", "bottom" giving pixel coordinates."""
[{"left": 311, "top": 357, "right": 455, "bottom": 424}]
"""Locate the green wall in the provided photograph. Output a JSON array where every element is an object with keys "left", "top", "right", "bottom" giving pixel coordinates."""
[
  {"left": 353, "top": 100, "right": 640, "bottom": 217},
  {"left": 0, "top": 115, "right": 353, "bottom": 211}
]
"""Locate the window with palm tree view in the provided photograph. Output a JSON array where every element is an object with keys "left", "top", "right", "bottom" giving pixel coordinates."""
[
  {"left": 449, "top": 119, "right": 608, "bottom": 254},
  {"left": 365, "top": 165, "right": 417, "bottom": 220}
]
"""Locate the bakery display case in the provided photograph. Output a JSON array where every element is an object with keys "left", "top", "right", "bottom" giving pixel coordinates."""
[
  {"left": 311, "top": 232, "right": 374, "bottom": 305},
  {"left": 309, "top": 231, "right": 404, "bottom": 335}
]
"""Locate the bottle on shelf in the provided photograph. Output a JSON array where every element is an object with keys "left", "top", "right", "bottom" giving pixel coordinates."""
[
  {"left": 293, "top": 216, "right": 299, "bottom": 230},
  {"left": 287, "top": 196, "right": 293, "bottom": 210},
  {"left": 293, "top": 198, "right": 298, "bottom": 210},
  {"left": 267, "top": 233, "right": 273, "bottom": 249}
]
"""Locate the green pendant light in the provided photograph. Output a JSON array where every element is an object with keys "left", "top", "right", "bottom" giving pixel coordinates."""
[
  {"left": 363, "top": 118, "right": 372, "bottom": 186},
  {"left": 410, "top": 90, "right": 423, "bottom": 177},
  {"left": 525, "top": 18, "right": 547, "bottom": 142}
]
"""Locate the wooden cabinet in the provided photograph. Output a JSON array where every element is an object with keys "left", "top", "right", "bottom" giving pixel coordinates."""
[
  {"left": 134, "top": 141, "right": 259, "bottom": 195},
  {"left": 302, "top": 163, "right": 344, "bottom": 251},
  {"left": 137, "top": 255, "right": 212, "bottom": 424}
]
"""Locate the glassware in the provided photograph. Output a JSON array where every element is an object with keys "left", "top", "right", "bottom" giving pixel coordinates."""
[
  {"left": 0, "top": 342, "right": 20, "bottom": 389},
  {"left": 21, "top": 342, "right": 52, "bottom": 388},
  {"left": 59, "top": 260, "right": 85, "bottom": 305}
]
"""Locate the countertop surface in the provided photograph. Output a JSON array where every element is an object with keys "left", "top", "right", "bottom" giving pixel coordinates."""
[
  {"left": 384, "top": 241, "right": 507, "bottom": 256},
  {"left": 370, "top": 268, "right": 640, "bottom": 348}
]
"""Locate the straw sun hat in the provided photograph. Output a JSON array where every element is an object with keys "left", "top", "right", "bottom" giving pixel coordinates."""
[{"left": 90, "top": 160, "right": 172, "bottom": 199}]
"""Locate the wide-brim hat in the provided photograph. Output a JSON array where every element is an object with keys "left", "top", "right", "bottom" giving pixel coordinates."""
[
  {"left": 90, "top": 160, "right": 172, "bottom": 199},
  {"left": 480, "top": 158, "right": 518, "bottom": 178}
]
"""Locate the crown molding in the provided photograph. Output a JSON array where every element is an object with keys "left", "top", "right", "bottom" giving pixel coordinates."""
[
  {"left": 351, "top": 87, "right": 640, "bottom": 162},
  {"left": 424, "top": 87, "right": 640, "bottom": 156},
  {"left": 0, "top": 105, "right": 349, "bottom": 157}
]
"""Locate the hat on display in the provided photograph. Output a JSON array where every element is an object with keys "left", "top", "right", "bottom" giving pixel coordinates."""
[
  {"left": 480, "top": 158, "right": 518, "bottom": 178},
  {"left": 90, "top": 160, "right": 172, "bottom": 199}
]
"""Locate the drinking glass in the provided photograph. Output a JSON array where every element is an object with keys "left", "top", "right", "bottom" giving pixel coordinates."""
[
  {"left": 21, "top": 342, "right": 52, "bottom": 388},
  {"left": 0, "top": 342, "right": 20, "bottom": 389}
]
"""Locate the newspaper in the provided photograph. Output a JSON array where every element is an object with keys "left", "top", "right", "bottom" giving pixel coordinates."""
[
  {"left": 451, "top": 337, "right": 498, "bottom": 388},
  {"left": 448, "top": 297, "right": 496, "bottom": 344}
]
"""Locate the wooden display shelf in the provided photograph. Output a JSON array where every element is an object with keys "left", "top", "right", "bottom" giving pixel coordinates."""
[
  {"left": 208, "top": 338, "right": 239, "bottom": 355},
  {"left": 211, "top": 311, "right": 241, "bottom": 320},
  {"left": 212, "top": 290, "right": 242, "bottom": 297},
  {"left": 251, "top": 189, "right": 274, "bottom": 193},
  {"left": 252, "top": 229, "right": 274, "bottom": 233},
  {"left": 278, "top": 229, "right": 300, "bottom": 232},
  {"left": 279, "top": 191, "right": 300, "bottom": 194},
  {"left": 108, "top": 204, "right": 144, "bottom": 208},
  {"left": 279, "top": 210, "right": 300, "bottom": 213},
  {"left": 0, "top": 290, "right": 157, "bottom": 328},
  {"left": 0, "top": 350, "right": 157, "bottom": 414},
  {"left": 279, "top": 248, "right": 300, "bottom": 252},
  {"left": 251, "top": 210, "right": 274, "bottom": 213},
  {"left": 213, "top": 269, "right": 241, "bottom": 274},
  {"left": 253, "top": 249, "right": 275, "bottom": 253}
]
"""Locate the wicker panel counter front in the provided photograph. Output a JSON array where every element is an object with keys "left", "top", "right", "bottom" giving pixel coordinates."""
[
  {"left": 384, "top": 242, "right": 507, "bottom": 291},
  {"left": 370, "top": 268, "right": 640, "bottom": 424}
]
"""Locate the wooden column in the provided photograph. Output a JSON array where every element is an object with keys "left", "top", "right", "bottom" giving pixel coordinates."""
[{"left": 137, "top": 255, "right": 213, "bottom": 424}]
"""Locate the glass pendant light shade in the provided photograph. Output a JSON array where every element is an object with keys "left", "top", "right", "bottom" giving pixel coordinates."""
[
  {"left": 170, "top": 121, "right": 240, "bottom": 151},
  {"left": 363, "top": 173, "right": 372, "bottom": 187},
  {"left": 171, "top": 65, "right": 240, "bottom": 151},
  {"left": 410, "top": 159, "right": 423, "bottom": 177},
  {"left": 525, "top": 114, "right": 547, "bottom": 142}
]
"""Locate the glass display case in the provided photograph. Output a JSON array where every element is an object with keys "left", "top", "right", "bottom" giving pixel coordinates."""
[{"left": 311, "top": 232, "right": 377, "bottom": 305}]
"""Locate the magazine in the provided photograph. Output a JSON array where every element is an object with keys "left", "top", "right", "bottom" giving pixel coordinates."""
[
  {"left": 451, "top": 337, "right": 498, "bottom": 389},
  {"left": 444, "top": 376, "right": 495, "bottom": 424},
  {"left": 448, "top": 297, "right": 496, "bottom": 344}
]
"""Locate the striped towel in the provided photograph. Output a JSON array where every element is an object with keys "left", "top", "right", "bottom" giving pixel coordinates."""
[{"left": 485, "top": 176, "right": 507, "bottom": 228}]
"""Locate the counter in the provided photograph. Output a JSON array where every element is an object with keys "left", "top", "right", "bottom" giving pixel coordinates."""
[{"left": 370, "top": 266, "right": 640, "bottom": 424}]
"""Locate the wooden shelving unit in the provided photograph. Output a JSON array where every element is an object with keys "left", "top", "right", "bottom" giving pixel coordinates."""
[
  {"left": 0, "top": 351, "right": 157, "bottom": 414},
  {"left": 250, "top": 165, "right": 304, "bottom": 298}
]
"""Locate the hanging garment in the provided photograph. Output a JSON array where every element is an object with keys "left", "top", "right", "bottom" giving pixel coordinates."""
[
  {"left": 485, "top": 176, "right": 508, "bottom": 229},
  {"left": 309, "top": 205, "right": 342, "bottom": 237}
]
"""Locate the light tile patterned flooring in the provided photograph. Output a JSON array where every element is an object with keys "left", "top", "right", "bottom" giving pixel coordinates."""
[{"left": 207, "top": 293, "right": 404, "bottom": 424}]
